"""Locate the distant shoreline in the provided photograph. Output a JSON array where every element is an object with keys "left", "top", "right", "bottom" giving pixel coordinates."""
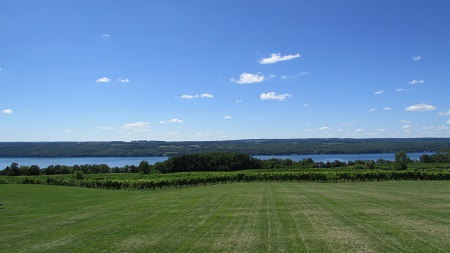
[{"left": 0, "top": 138, "right": 448, "bottom": 158}]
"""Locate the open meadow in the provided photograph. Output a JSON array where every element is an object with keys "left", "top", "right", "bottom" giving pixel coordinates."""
[{"left": 0, "top": 181, "right": 449, "bottom": 252}]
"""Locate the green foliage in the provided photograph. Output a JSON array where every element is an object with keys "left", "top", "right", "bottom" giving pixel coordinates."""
[
  {"left": 2, "top": 169, "right": 449, "bottom": 190},
  {"left": 1, "top": 138, "right": 450, "bottom": 157},
  {"left": 395, "top": 151, "right": 410, "bottom": 170},
  {"left": 365, "top": 160, "right": 375, "bottom": 170},
  {"left": 138, "top": 160, "right": 151, "bottom": 174},
  {"left": 73, "top": 170, "right": 85, "bottom": 180},
  {"left": 161, "top": 152, "right": 262, "bottom": 172}
]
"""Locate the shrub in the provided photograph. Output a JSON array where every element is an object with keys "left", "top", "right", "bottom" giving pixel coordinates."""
[{"left": 73, "top": 170, "right": 85, "bottom": 180}]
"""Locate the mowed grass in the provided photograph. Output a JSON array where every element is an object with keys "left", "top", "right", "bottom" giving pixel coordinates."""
[{"left": 0, "top": 181, "right": 449, "bottom": 252}]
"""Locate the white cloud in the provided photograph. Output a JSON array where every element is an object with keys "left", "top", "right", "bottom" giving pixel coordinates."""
[
  {"left": 304, "top": 104, "right": 309, "bottom": 107},
  {"left": 232, "top": 73, "right": 264, "bottom": 84},
  {"left": 65, "top": 130, "right": 72, "bottom": 133},
  {"left": 438, "top": 110, "right": 450, "bottom": 116},
  {"left": 0, "top": 67, "right": 2, "bottom": 72},
  {"left": 2, "top": 109, "right": 13, "bottom": 114},
  {"left": 200, "top": 93, "right": 213, "bottom": 98},
  {"left": 355, "top": 128, "right": 364, "bottom": 132},
  {"left": 378, "top": 129, "right": 385, "bottom": 132},
  {"left": 96, "top": 77, "right": 111, "bottom": 83},
  {"left": 408, "top": 80, "right": 425, "bottom": 85},
  {"left": 412, "top": 56, "right": 422, "bottom": 61},
  {"left": 118, "top": 78, "right": 129, "bottom": 83},
  {"left": 370, "top": 108, "right": 376, "bottom": 112},
  {"left": 447, "top": 119, "right": 450, "bottom": 124},
  {"left": 235, "top": 100, "right": 243, "bottom": 103},
  {"left": 180, "top": 93, "right": 213, "bottom": 99},
  {"left": 259, "top": 53, "right": 301, "bottom": 64},
  {"left": 281, "top": 75, "right": 290, "bottom": 80},
  {"left": 260, "top": 92, "right": 292, "bottom": 101},
  {"left": 159, "top": 118, "right": 183, "bottom": 124},
  {"left": 224, "top": 116, "right": 232, "bottom": 119},
  {"left": 341, "top": 122, "right": 356, "bottom": 127},
  {"left": 405, "top": 103, "right": 437, "bottom": 111},
  {"left": 402, "top": 125, "right": 413, "bottom": 129},
  {"left": 122, "top": 122, "right": 151, "bottom": 128},
  {"left": 300, "top": 71, "right": 310, "bottom": 75},
  {"left": 304, "top": 126, "right": 333, "bottom": 133},
  {"left": 97, "top": 126, "right": 113, "bottom": 130},
  {"left": 400, "top": 120, "right": 411, "bottom": 124},
  {"left": 101, "top": 34, "right": 110, "bottom": 38},
  {"left": 374, "top": 90, "right": 384, "bottom": 95},
  {"left": 395, "top": 88, "right": 404, "bottom": 92},
  {"left": 383, "top": 107, "right": 393, "bottom": 111}
]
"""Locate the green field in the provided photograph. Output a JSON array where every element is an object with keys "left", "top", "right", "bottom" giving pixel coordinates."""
[{"left": 1, "top": 182, "right": 449, "bottom": 252}]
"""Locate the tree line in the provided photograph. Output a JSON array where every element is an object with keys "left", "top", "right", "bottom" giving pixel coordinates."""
[
  {"left": 1, "top": 138, "right": 449, "bottom": 157},
  {"left": 2, "top": 151, "right": 449, "bottom": 177}
]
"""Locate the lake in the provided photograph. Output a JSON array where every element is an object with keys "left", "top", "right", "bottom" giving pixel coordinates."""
[{"left": 0, "top": 153, "right": 433, "bottom": 169}]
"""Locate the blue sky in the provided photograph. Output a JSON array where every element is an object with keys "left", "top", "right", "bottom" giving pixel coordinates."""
[{"left": 1, "top": 0, "right": 450, "bottom": 141}]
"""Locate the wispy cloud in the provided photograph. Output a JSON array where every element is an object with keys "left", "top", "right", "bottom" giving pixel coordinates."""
[
  {"left": 224, "top": 116, "right": 232, "bottom": 119},
  {"left": 123, "top": 122, "right": 151, "bottom": 128},
  {"left": 383, "top": 107, "right": 393, "bottom": 111},
  {"left": 122, "top": 122, "right": 152, "bottom": 133},
  {"left": 259, "top": 53, "right": 301, "bottom": 64},
  {"left": 179, "top": 93, "right": 213, "bottom": 99},
  {"left": 341, "top": 122, "right": 356, "bottom": 127},
  {"left": 374, "top": 90, "right": 384, "bottom": 95},
  {"left": 231, "top": 73, "right": 264, "bottom": 84},
  {"left": 304, "top": 126, "right": 333, "bottom": 133},
  {"left": 97, "top": 126, "right": 113, "bottom": 130},
  {"left": 447, "top": 119, "right": 450, "bottom": 124},
  {"left": 65, "top": 130, "right": 72, "bottom": 133},
  {"left": 260, "top": 92, "right": 292, "bottom": 101},
  {"left": 2, "top": 109, "right": 13, "bottom": 114},
  {"left": 118, "top": 78, "right": 129, "bottom": 83},
  {"left": 101, "top": 34, "right": 110, "bottom": 38},
  {"left": 438, "top": 110, "right": 450, "bottom": 116},
  {"left": 412, "top": 56, "right": 422, "bottom": 61},
  {"left": 370, "top": 108, "right": 376, "bottom": 112},
  {"left": 400, "top": 120, "right": 411, "bottom": 124},
  {"left": 405, "top": 103, "right": 437, "bottom": 111},
  {"left": 355, "top": 128, "right": 364, "bottom": 132},
  {"left": 300, "top": 71, "right": 310, "bottom": 75},
  {"left": 235, "top": 100, "right": 243, "bottom": 103},
  {"left": 96, "top": 77, "right": 111, "bottom": 83},
  {"left": 408, "top": 80, "right": 424, "bottom": 84},
  {"left": 402, "top": 125, "right": 413, "bottom": 129},
  {"left": 159, "top": 118, "right": 183, "bottom": 124}
]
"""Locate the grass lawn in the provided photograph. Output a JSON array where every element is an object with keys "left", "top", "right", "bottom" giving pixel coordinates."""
[{"left": 0, "top": 181, "right": 449, "bottom": 252}]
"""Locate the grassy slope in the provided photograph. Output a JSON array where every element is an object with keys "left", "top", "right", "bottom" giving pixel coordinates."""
[{"left": 0, "top": 182, "right": 449, "bottom": 252}]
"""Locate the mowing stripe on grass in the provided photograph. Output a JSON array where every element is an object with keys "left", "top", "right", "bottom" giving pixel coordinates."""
[{"left": 1, "top": 181, "right": 449, "bottom": 252}]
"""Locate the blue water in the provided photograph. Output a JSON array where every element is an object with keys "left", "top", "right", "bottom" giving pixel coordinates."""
[{"left": 0, "top": 153, "right": 433, "bottom": 169}]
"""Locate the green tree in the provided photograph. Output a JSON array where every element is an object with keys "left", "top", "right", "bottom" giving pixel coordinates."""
[
  {"left": 395, "top": 151, "right": 409, "bottom": 170},
  {"left": 365, "top": 160, "right": 375, "bottom": 170},
  {"left": 138, "top": 160, "right": 151, "bottom": 174},
  {"left": 73, "top": 170, "right": 85, "bottom": 180},
  {"left": 8, "top": 163, "right": 21, "bottom": 176},
  {"left": 29, "top": 165, "right": 41, "bottom": 175}
]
